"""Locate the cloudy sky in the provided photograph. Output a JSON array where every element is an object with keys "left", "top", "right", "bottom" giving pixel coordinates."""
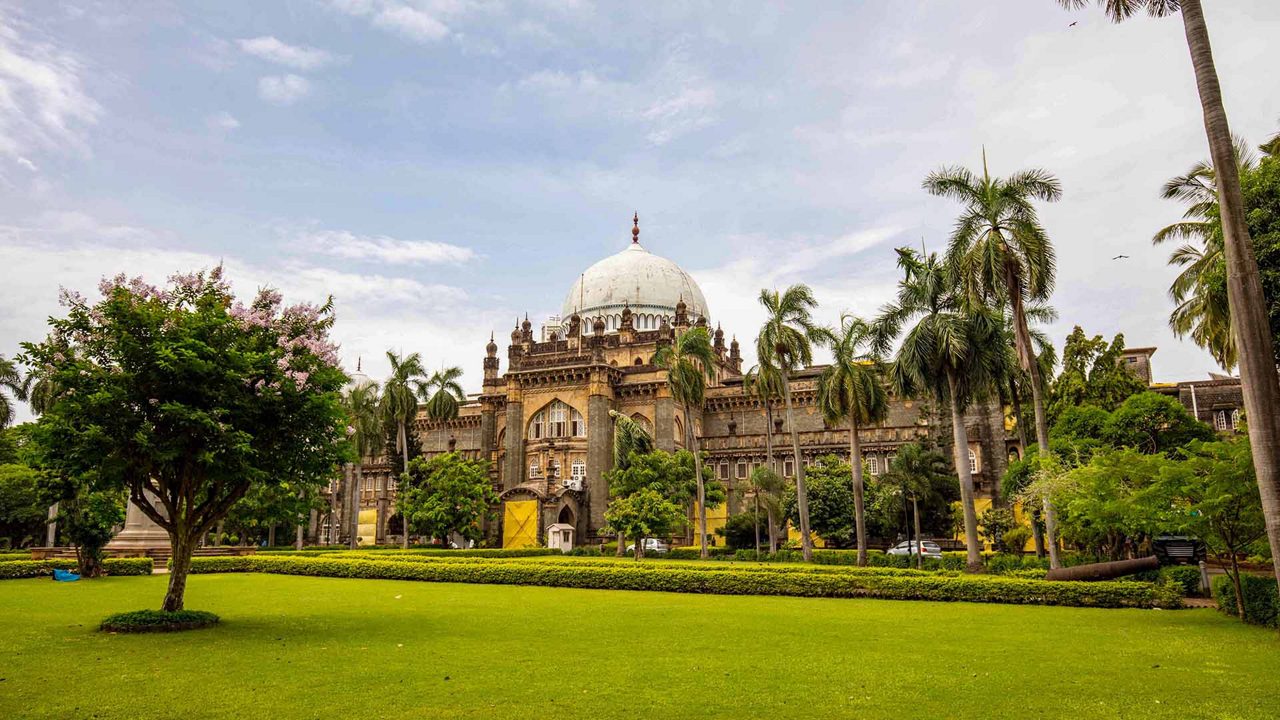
[{"left": 2, "top": 1, "right": 1278, "bottom": 419}]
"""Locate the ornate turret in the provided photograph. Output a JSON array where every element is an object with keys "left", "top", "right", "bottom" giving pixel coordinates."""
[
  {"left": 657, "top": 314, "right": 672, "bottom": 343},
  {"left": 713, "top": 323, "right": 725, "bottom": 353},
  {"left": 593, "top": 315, "right": 606, "bottom": 335},
  {"left": 483, "top": 332, "right": 500, "bottom": 382},
  {"left": 619, "top": 301, "right": 635, "bottom": 344},
  {"left": 591, "top": 315, "right": 606, "bottom": 362},
  {"left": 729, "top": 335, "right": 741, "bottom": 372},
  {"left": 521, "top": 313, "right": 533, "bottom": 344},
  {"left": 674, "top": 296, "right": 689, "bottom": 330},
  {"left": 510, "top": 318, "right": 522, "bottom": 344},
  {"left": 631, "top": 212, "right": 640, "bottom": 244},
  {"left": 567, "top": 312, "right": 581, "bottom": 337},
  {"left": 695, "top": 314, "right": 708, "bottom": 330}
]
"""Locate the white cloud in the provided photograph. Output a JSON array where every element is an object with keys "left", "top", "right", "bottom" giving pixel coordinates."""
[
  {"left": 331, "top": 1, "right": 451, "bottom": 43},
  {"left": 257, "top": 74, "right": 310, "bottom": 105},
  {"left": 205, "top": 111, "right": 240, "bottom": 132},
  {"left": 296, "top": 228, "right": 477, "bottom": 265},
  {"left": 15, "top": 156, "right": 36, "bottom": 171},
  {"left": 236, "top": 36, "right": 337, "bottom": 71},
  {"left": 0, "top": 18, "right": 100, "bottom": 160}
]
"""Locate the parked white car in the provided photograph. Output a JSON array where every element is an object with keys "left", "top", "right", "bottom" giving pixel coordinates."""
[
  {"left": 886, "top": 540, "right": 943, "bottom": 559},
  {"left": 625, "top": 538, "right": 670, "bottom": 555}
]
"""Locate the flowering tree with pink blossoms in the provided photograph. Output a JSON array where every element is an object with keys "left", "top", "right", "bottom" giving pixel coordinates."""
[{"left": 20, "top": 267, "right": 348, "bottom": 613}]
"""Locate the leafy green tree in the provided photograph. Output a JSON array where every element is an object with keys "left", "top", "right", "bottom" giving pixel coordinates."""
[
  {"left": 399, "top": 453, "right": 496, "bottom": 546},
  {"left": 604, "top": 449, "right": 724, "bottom": 535},
  {"left": 381, "top": 350, "right": 427, "bottom": 548},
  {"left": 0, "top": 463, "right": 46, "bottom": 548},
  {"left": 41, "top": 471, "right": 126, "bottom": 577},
  {"left": 0, "top": 355, "right": 26, "bottom": 428},
  {"left": 716, "top": 511, "right": 766, "bottom": 551},
  {"left": 745, "top": 465, "right": 785, "bottom": 554},
  {"left": 420, "top": 366, "right": 466, "bottom": 421},
  {"left": 1103, "top": 392, "right": 1214, "bottom": 455},
  {"left": 603, "top": 488, "right": 685, "bottom": 559},
  {"left": 882, "top": 443, "right": 953, "bottom": 567},
  {"left": 607, "top": 410, "right": 654, "bottom": 554},
  {"left": 873, "top": 247, "right": 1013, "bottom": 569},
  {"left": 1048, "top": 327, "right": 1146, "bottom": 423},
  {"left": 21, "top": 269, "right": 347, "bottom": 611},
  {"left": 654, "top": 326, "right": 717, "bottom": 558},
  {"left": 1059, "top": 0, "right": 1280, "bottom": 615},
  {"left": 1042, "top": 448, "right": 1169, "bottom": 560},
  {"left": 815, "top": 314, "right": 888, "bottom": 565},
  {"left": 342, "top": 380, "right": 381, "bottom": 548},
  {"left": 743, "top": 362, "right": 784, "bottom": 478},
  {"left": 757, "top": 284, "right": 822, "bottom": 561},
  {"left": 978, "top": 507, "right": 1016, "bottom": 555},
  {"left": 782, "top": 455, "right": 855, "bottom": 547},
  {"left": 1148, "top": 438, "right": 1265, "bottom": 620}
]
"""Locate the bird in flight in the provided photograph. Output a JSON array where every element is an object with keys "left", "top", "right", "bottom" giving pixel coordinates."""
[
  {"left": 1112, "top": 254, "right": 1130, "bottom": 260},
  {"left": 1069, "top": 21, "right": 1078, "bottom": 27}
]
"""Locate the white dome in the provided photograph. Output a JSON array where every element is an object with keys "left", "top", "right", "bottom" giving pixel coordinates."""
[{"left": 562, "top": 236, "right": 708, "bottom": 331}]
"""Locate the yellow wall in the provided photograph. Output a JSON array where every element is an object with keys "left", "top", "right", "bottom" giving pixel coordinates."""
[
  {"left": 953, "top": 499, "right": 1043, "bottom": 553},
  {"left": 357, "top": 509, "right": 378, "bottom": 547},
  {"left": 502, "top": 500, "right": 539, "bottom": 549},
  {"left": 690, "top": 502, "right": 729, "bottom": 547}
]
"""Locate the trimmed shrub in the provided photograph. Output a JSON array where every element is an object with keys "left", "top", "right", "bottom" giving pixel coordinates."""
[
  {"left": 190, "top": 555, "right": 1181, "bottom": 609},
  {"left": 1212, "top": 574, "right": 1279, "bottom": 628},
  {"left": 0, "top": 551, "right": 33, "bottom": 562},
  {"left": 1160, "top": 565, "right": 1205, "bottom": 597},
  {"left": 0, "top": 557, "right": 152, "bottom": 579},
  {"left": 665, "top": 547, "right": 734, "bottom": 560},
  {"left": 262, "top": 547, "right": 560, "bottom": 559},
  {"left": 100, "top": 609, "right": 219, "bottom": 633}
]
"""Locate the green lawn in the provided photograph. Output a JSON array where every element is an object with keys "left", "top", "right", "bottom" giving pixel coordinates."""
[{"left": 1, "top": 575, "right": 1276, "bottom": 719}]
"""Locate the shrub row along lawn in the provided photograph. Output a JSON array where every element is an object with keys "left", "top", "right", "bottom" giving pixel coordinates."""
[
  {"left": 0, "top": 558, "right": 153, "bottom": 579},
  {"left": 190, "top": 555, "right": 1181, "bottom": 609}
]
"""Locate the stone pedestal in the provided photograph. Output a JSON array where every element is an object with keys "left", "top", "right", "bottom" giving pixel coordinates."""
[{"left": 105, "top": 492, "right": 170, "bottom": 552}]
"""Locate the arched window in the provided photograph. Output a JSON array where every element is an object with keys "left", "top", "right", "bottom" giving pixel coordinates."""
[
  {"left": 549, "top": 403, "right": 567, "bottom": 437},
  {"left": 1231, "top": 408, "right": 1242, "bottom": 431},
  {"left": 886, "top": 454, "right": 896, "bottom": 472},
  {"left": 530, "top": 400, "right": 584, "bottom": 440},
  {"left": 868, "top": 456, "right": 880, "bottom": 475},
  {"left": 571, "top": 460, "right": 586, "bottom": 481},
  {"left": 529, "top": 459, "right": 541, "bottom": 478},
  {"left": 1215, "top": 410, "right": 1229, "bottom": 432},
  {"left": 529, "top": 410, "right": 544, "bottom": 440},
  {"left": 968, "top": 449, "right": 978, "bottom": 474}
]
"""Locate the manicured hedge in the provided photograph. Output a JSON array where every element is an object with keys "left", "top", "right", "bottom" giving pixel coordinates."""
[
  {"left": 100, "top": 609, "right": 219, "bottom": 633},
  {"left": 0, "top": 552, "right": 33, "bottom": 562},
  {"left": 0, "top": 557, "right": 153, "bottom": 579},
  {"left": 190, "top": 555, "right": 1181, "bottom": 609},
  {"left": 261, "top": 547, "right": 560, "bottom": 559},
  {"left": 1213, "top": 574, "right": 1279, "bottom": 628},
  {"left": 1161, "top": 565, "right": 1205, "bottom": 597}
]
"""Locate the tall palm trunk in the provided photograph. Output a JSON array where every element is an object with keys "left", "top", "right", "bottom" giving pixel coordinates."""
[
  {"left": 399, "top": 420, "right": 410, "bottom": 549},
  {"left": 1180, "top": 0, "right": 1280, "bottom": 600},
  {"left": 848, "top": 417, "right": 868, "bottom": 566},
  {"left": 686, "top": 402, "right": 708, "bottom": 559},
  {"left": 947, "top": 369, "right": 982, "bottom": 570},
  {"left": 1006, "top": 265, "right": 1061, "bottom": 569},
  {"left": 780, "top": 373, "right": 813, "bottom": 562},
  {"left": 1010, "top": 379, "right": 1046, "bottom": 559},
  {"left": 764, "top": 402, "right": 776, "bottom": 472},
  {"left": 350, "top": 464, "right": 362, "bottom": 550},
  {"left": 913, "top": 494, "right": 923, "bottom": 571},
  {"left": 753, "top": 494, "right": 762, "bottom": 557}
]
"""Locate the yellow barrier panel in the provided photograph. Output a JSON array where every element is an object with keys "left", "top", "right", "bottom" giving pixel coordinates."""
[
  {"left": 357, "top": 509, "right": 378, "bottom": 547},
  {"left": 690, "top": 502, "right": 729, "bottom": 548},
  {"left": 502, "top": 500, "right": 538, "bottom": 549}
]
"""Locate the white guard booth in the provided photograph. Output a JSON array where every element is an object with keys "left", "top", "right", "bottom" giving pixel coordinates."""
[{"left": 546, "top": 523, "right": 575, "bottom": 553}]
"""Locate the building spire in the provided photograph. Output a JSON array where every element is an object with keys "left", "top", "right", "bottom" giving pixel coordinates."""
[
  {"left": 356, "top": 356, "right": 361, "bottom": 372},
  {"left": 632, "top": 212, "right": 640, "bottom": 244}
]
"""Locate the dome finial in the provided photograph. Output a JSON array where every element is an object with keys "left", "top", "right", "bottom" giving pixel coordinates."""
[{"left": 632, "top": 212, "right": 640, "bottom": 244}]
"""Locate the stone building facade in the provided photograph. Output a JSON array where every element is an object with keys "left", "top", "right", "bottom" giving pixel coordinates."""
[{"left": 339, "top": 218, "right": 1014, "bottom": 549}]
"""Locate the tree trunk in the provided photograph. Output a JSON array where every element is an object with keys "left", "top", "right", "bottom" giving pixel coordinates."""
[
  {"left": 267, "top": 523, "right": 276, "bottom": 548},
  {"left": 400, "top": 420, "right": 411, "bottom": 549},
  {"left": 1006, "top": 265, "right": 1061, "bottom": 570},
  {"left": 295, "top": 523, "right": 303, "bottom": 550},
  {"left": 767, "top": 509, "right": 777, "bottom": 554},
  {"left": 781, "top": 375, "right": 813, "bottom": 562},
  {"left": 948, "top": 369, "right": 982, "bottom": 570},
  {"left": 215, "top": 520, "right": 225, "bottom": 546},
  {"left": 45, "top": 503, "right": 58, "bottom": 547},
  {"left": 686, "top": 401, "right": 708, "bottom": 559},
  {"left": 350, "top": 464, "right": 362, "bottom": 549},
  {"left": 616, "top": 531, "right": 625, "bottom": 557},
  {"left": 162, "top": 530, "right": 195, "bottom": 612},
  {"left": 1181, "top": 0, "right": 1280, "bottom": 603},
  {"left": 849, "top": 417, "right": 868, "bottom": 566},
  {"left": 753, "top": 494, "right": 761, "bottom": 557},
  {"left": 1030, "top": 508, "right": 1046, "bottom": 559},
  {"left": 1011, "top": 380, "right": 1028, "bottom": 453},
  {"left": 1229, "top": 553, "right": 1245, "bottom": 620},
  {"left": 913, "top": 495, "right": 923, "bottom": 571},
  {"left": 635, "top": 536, "right": 644, "bottom": 560}
]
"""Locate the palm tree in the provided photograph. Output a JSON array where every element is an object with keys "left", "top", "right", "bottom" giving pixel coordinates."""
[
  {"left": 814, "top": 314, "right": 888, "bottom": 566},
  {"left": 746, "top": 465, "right": 785, "bottom": 554},
  {"left": 0, "top": 355, "right": 27, "bottom": 428},
  {"left": 381, "top": 350, "right": 426, "bottom": 549},
  {"left": 1152, "top": 138, "right": 1259, "bottom": 370},
  {"left": 654, "top": 326, "right": 717, "bottom": 558},
  {"left": 882, "top": 443, "right": 950, "bottom": 570},
  {"left": 873, "top": 248, "right": 1011, "bottom": 570},
  {"left": 419, "top": 366, "right": 467, "bottom": 421},
  {"left": 342, "top": 379, "right": 382, "bottom": 549},
  {"left": 744, "top": 362, "right": 785, "bottom": 475},
  {"left": 1059, "top": 0, "right": 1280, "bottom": 608},
  {"left": 757, "top": 285, "right": 822, "bottom": 562},
  {"left": 923, "top": 151, "right": 1065, "bottom": 568},
  {"left": 608, "top": 410, "right": 654, "bottom": 555}
]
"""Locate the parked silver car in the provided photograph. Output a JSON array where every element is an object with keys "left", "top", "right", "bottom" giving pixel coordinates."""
[
  {"left": 886, "top": 540, "right": 943, "bottom": 559},
  {"left": 625, "top": 538, "right": 670, "bottom": 555}
]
